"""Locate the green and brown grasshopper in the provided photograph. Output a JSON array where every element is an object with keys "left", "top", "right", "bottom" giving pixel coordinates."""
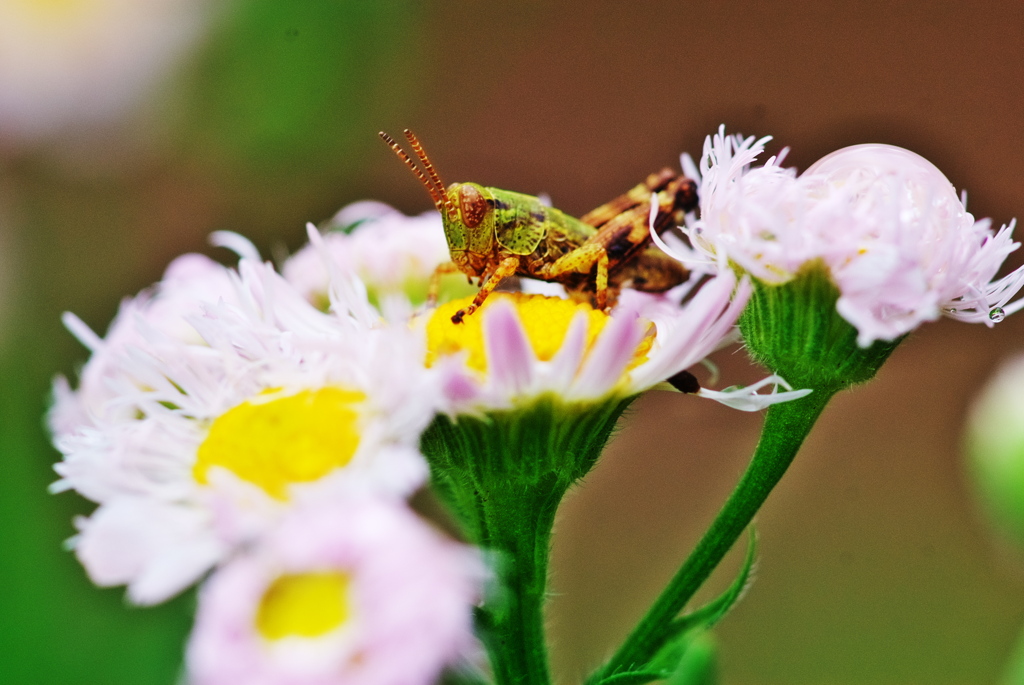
[{"left": 380, "top": 129, "right": 696, "bottom": 323}]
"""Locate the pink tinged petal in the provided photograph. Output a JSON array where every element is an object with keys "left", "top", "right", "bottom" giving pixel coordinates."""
[
  {"left": 483, "top": 300, "right": 536, "bottom": 397},
  {"left": 161, "top": 252, "right": 226, "bottom": 283},
  {"left": 698, "top": 275, "right": 752, "bottom": 355},
  {"left": 441, "top": 364, "right": 482, "bottom": 405},
  {"left": 633, "top": 273, "right": 747, "bottom": 390},
  {"left": 187, "top": 500, "right": 483, "bottom": 685},
  {"left": 948, "top": 226, "right": 1024, "bottom": 320},
  {"left": 546, "top": 311, "right": 588, "bottom": 389},
  {"left": 569, "top": 304, "right": 647, "bottom": 400},
  {"left": 332, "top": 199, "right": 401, "bottom": 226},
  {"left": 48, "top": 375, "right": 88, "bottom": 438},
  {"left": 663, "top": 272, "right": 704, "bottom": 303},
  {"left": 995, "top": 267, "right": 1024, "bottom": 317},
  {"left": 832, "top": 242, "right": 940, "bottom": 346},
  {"left": 837, "top": 294, "right": 935, "bottom": 348}
]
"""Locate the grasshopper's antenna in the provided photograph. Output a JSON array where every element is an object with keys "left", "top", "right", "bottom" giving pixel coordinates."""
[
  {"left": 403, "top": 130, "right": 447, "bottom": 198},
  {"left": 403, "top": 129, "right": 458, "bottom": 220},
  {"left": 379, "top": 131, "right": 442, "bottom": 211}
]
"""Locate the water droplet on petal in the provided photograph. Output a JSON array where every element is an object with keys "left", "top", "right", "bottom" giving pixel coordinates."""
[
  {"left": 990, "top": 306, "right": 1006, "bottom": 323},
  {"left": 947, "top": 307, "right": 957, "bottom": 313}
]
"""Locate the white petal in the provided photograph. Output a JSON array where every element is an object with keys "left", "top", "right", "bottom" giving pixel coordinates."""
[
  {"left": 76, "top": 498, "right": 221, "bottom": 604},
  {"left": 209, "top": 231, "right": 261, "bottom": 263},
  {"left": 698, "top": 375, "right": 812, "bottom": 412}
]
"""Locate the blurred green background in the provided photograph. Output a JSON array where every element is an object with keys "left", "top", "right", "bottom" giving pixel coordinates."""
[{"left": 3, "top": 1, "right": 1024, "bottom": 683}]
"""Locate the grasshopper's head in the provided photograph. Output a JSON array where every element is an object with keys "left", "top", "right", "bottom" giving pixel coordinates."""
[
  {"left": 379, "top": 130, "right": 494, "bottom": 271},
  {"left": 444, "top": 182, "right": 496, "bottom": 261}
]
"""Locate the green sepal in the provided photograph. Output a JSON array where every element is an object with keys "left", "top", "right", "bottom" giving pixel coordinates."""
[
  {"left": 739, "top": 261, "right": 901, "bottom": 391},
  {"left": 421, "top": 394, "right": 635, "bottom": 539},
  {"left": 421, "top": 394, "right": 637, "bottom": 685},
  {"left": 590, "top": 530, "right": 754, "bottom": 685}
]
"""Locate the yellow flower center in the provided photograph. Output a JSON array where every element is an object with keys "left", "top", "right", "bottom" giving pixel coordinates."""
[
  {"left": 256, "top": 572, "right": 352, "bottom": 640},
  {"left": 425, "top": 293, "right": 652, "bottom": 374},
  {"left": 194, "top": 387, "right": 365, "bottom": 500}
]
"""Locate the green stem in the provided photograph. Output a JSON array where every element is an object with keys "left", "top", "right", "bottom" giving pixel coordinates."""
[
  {"left": 593, "top": 388, "right": 836, "bottom": 678},
  {"left": 421, "top": 397, "right": 634, "bottom": 685},
  {"left": 476, "top": 484, "right": 562, "bottom": 685}
]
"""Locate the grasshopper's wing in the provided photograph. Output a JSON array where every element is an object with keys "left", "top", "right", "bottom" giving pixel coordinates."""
[
  {"left": 489, "top": 189, "right": 550, "bottom": 255},
  {"left": 578, "top": 168, "right": 681, "bottom": 228},
  {"left": 576, "top": 169, "right": 697, "bottom": 273}
]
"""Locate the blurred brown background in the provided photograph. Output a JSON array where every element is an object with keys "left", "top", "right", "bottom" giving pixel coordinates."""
[{"left": 3, "top": 1, "right": 1024, "bottom": 683}]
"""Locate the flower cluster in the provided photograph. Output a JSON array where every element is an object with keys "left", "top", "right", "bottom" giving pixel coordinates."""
[
  {"left": 51, "top": 222, "right": 480, "bottom": 685},
  {"left": 51, "top": 200, "right": 792, "bottom": 684},
  {"left": 51, "top": 126, "right": 1023, "bottom": 685}
]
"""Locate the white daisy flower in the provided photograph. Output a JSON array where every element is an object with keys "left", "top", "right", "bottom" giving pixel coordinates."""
[
  {"left": 186, "top": 498, "right": 483, "bottom": 685},
  {"left": 0, "top": 0, "right": 211, "bottom": 142},
  {"left": 422, "top": 271, "right": 808, "bottom": 413},
  {"left": 50, "top": 252, "right": 237, "bottom": 434},
  {"left": 667, "top": 126, "right": 1024, "bottom": 346},
  {"left": 283, "top": 201, "right": 473, "bottom": 320},
  {"left": 51, "top": 247, "right": 439, "bottom": 604}
]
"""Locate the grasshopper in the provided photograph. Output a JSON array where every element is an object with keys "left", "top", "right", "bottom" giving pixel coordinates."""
[{"left": 380, "top": 129, "right": 696, "bottom": 323}]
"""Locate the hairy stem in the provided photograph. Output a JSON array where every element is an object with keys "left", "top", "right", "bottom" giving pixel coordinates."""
[
  {"left": 474, "top": 484, "right": 564, "bottom": 685},
  {"left": 593, "top": 388, "right": 835, "bottom": 678},
  {"left": 421, "top": 397, "right": 634, "bottom": 685}
]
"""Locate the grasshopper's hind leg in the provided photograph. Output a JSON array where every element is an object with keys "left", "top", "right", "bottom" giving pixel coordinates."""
[
  {"left": 548, "top": 175, "right": 693, "bottom": 306},
  {"left": 593, "top": 250, "right": 610, "bottom": 309},
  {"left": 537, "top": 243, "right": 613, "bottom": 311},
  {"left": 451, "top": 255, "right": 520, "bottom": 324}
]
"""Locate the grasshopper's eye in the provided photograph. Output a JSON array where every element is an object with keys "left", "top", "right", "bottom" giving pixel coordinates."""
[{"left": 458, "top": 184, "right": 489, "bottom": 228}]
